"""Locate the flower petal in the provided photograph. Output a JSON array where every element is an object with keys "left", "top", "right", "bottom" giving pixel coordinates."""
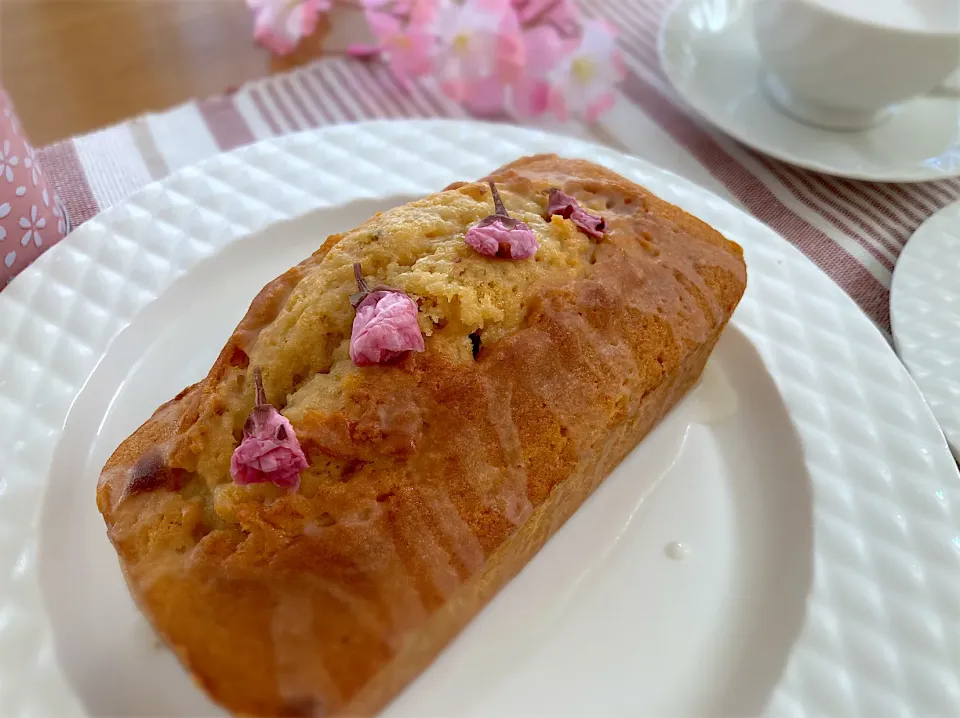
[
  {"left": 511, "top": 76, "right": 550, "bottom": 118},
  {"left": 462, "top": 75, "right": 508, "bottom": 116},
  {"left": 584, "top": 92, "right": 616, "bottom": 124},
  {"left": 520, "top": 25, "right": 565, "bottom": 76},
  {"left": 347, "top": 43, "right": 381, "bottom": 59},
  {"left": 350, "top": 290, "right": 425, "bottom": 366}
]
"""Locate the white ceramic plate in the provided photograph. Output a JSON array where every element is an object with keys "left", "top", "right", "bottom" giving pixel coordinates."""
[
  {"left": 892, "top": 201, "right": 960, "bottom": 461},
  {"left": 2, "top": 120, "right": 959, "bottom": 718},
  {"left": 658, "top": 0, "right": 960, "bottom": 182}
]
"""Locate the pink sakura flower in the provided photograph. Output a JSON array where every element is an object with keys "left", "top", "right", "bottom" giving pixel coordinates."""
[
  {"left": 508, "top": 1, "right": 581, "bottom": 117},
  {"left": 547, "top": 188, "right": 606, "bottom": 239},
  {"left": 350, "top": 263, "right": 425, "bottom": 366},
  {"left": 231, "top": 368, "right": 309, "bottom": 489},
  {"left": 435, "top": 0, "right": 525, "bottom": 115},
  {"left": 511, "top": 24, "right": 567, "bottom": 118},
  {"left": 548, "top": 18, "right": 624, "bottom": 123},
  {"left": 512, "top": 0, "right": 582, "bottom": 37},
  {"left": 247, "top": 0, "right": 330, "bottom": 56},
  {"left": 356, "top": 2, "right": 436, "bottom": 83},
  {"left": 465, "top": 182, "right": 538, "bottom": 259},
  {"left": 358, "top": 0, "right": 417, "bottom": 13}
]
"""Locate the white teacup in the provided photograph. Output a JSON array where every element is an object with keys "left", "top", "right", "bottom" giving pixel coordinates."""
[{"left": 753, "top": 0, "right": 960, "bottom": 130}]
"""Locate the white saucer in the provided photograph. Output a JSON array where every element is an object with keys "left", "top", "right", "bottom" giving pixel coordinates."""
[
  {"left": 658, "top": 0, "right": 960, "bottom": 182},
  {"left": 891, "top": 200, "right": 960, "bottom": 460}
]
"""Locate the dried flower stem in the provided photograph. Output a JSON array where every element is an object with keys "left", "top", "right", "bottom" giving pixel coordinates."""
[
  {"left": 354, "top": 262, "right": 370, "bottom": 295},
  {"left": 253, "top": 367, "right": 266, "bottom": 406},
  {"left": 490, "top": 182, "right": 509, "bottom": 217}
]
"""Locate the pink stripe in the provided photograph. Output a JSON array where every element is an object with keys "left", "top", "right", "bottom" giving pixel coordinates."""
[
  {"left": 197, "top": 95, "right": 255, "bottom": 151},
  {"left": 763, "top": 162, "right": 897, "bottom": 267},
  {"left": 281, "top": 77, "right": 322, "bottom": 127},
  {"left": 327, "top": 63, "right": 382, "bottom": 119},
  {"left": 362, "top": 64, "right": 415, "bottom": 117},
  {"left": 417, "top": 79, "right": 463, "bottom": 117},
  {"left": 359, "top": 63, "right": 409, "bottom": 116},
  {"left": 922, "top": 178, "right": 958, "bottom": 204},
  {"left": 37, "top": 140, "right": 100, "bottom": 228},
  {"left": 908, "top": 182, "right": 945, "bottom": 207},
  {"left": 859, "top": 181, "right": 928, "bottom": 224},
  {"left": 308, "top": 67, "right": 357, "bottom": 122},
  {"left": 889, "top": 184, "right": 940, "bottom": 215},
  {"left": 249, "top": 87, "right": 282, "bottom": 135},
  {"left": 754, "top": 158, "right": 896, "bottom": 270},
  {"left": 596, "top": 1, "right": 662, "bottom": 71},
  {"left": 612, "top": 30, "right": 668, "bottom": 80},
  {"left": 778, "top": 165, "right": 901, "bottom": 257},
  {"left": 620, "top": 70, "right": 890, "bottom": 327},
  {"left": 808, "top": 173, "right": 909, "bottom": 246},
  {"left": 938, "top": 179, "right": 960, "bottom": 203},
  {"left": 828, "top": 177, "right": 917, "bottom": 235},
  {"left": 370, "top": 64, "right": 429, "bottom": 117},
  {"left": 364, "top": 63, "right": 448, "bottom": 117},
  {"left": 350, "top": 65, "right": 406, "bottom": 118},
  {"left": 265, "top": 83, "right": 301, "bottom": 130},
  {"left": 608, "top": 0, "right": 670, "bottom": 52},
  {"left": 408, "top": 78, "right": 449, "bottom": 117},
  {"left": 291, "top": 73, "right": 335, "bottom": 124},
  {"left": 620, "top": 40, "right": 667, "bottom": 78},
  {"left": 610, "top": 0, "right": 663, "bottom": 50}
]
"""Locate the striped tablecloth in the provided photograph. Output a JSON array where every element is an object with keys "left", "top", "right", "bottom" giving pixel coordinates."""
[{"left": 28, "top": 0, "right": 960, "bottom": 332}]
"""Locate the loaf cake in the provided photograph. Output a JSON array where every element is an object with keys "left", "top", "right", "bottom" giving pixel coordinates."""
[{"left": 97, "top": 155, "right": 746, "bottom": 717}]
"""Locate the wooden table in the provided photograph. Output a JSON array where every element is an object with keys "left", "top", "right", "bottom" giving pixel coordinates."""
[{"left": 0, "top": 0, "right": 330, "bottom": 146}]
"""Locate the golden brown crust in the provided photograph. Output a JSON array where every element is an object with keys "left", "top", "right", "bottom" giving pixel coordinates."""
[{"left": 97, "top": 155, "right": 746, "bottom": 717}]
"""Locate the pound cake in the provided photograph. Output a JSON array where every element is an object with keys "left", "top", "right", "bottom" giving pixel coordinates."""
[{"left": 97, "top": 155, "right": 746, "bottom": 717}]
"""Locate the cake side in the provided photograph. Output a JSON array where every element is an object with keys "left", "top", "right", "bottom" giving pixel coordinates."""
[{"left": 97, "top": 155, "right": 746, "bottom": 717}]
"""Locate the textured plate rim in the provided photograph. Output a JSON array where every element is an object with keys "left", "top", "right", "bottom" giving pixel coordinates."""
[
  {"left": 657, "top": 0, "right": 960, "bottom": 183},
  {"left": 891, "top": 200, "right": 960, "bottom": 459},
  {"left": 1, "top": 119, "right": 958, "bottom": 717}
]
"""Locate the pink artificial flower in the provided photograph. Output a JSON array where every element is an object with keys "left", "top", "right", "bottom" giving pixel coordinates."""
[
  {"left": 547, "top": 188, "right": 606, "bottom": 239},
  {"left": 465, "top": 182, "right": 539, "bottom": 259},
  {"left": 434, "top": 0, "right": 525, "bottom": 114},
  {"left": 352, "top": 0, "right": 437, "bottom": 82},
  {"left": 350, "top": 263, "right": 425, "bottom": 366},
  {"left": 511, "top": 24, "right": 567, "bottom": 118},
  {"left": 358, "top": 0, "right": 417, "bottom": 13},
  {"left": 547, "top": 18, "right": 625, "bottom": 123},
  {"left": 231, "top": 368, "right": 309, "bottom": 489},
  {"left": 461, "top": 75, "right": 512, "bottom": 116},
  {"left": 512, "top": 0, "right": 581, "bottom": 36},
  {"left": 247, "top": 0, "right": 330, "bottom": 56}
]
